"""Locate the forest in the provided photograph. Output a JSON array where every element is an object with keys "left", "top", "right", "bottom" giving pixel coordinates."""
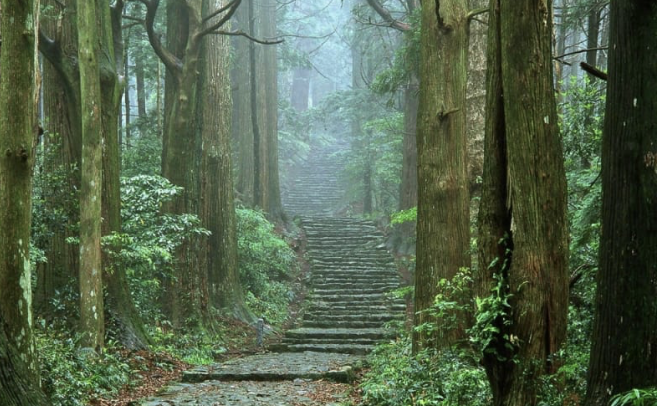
[{"left": 0, "top": 0, "right": 655, "bottom": 405}]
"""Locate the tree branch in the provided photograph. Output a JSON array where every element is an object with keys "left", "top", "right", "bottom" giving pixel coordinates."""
[
  {"left": 209, "top": 30, "right": 284, "bottom": 45},
  {"left": 135, "top": 0, "right": 182, "bottom": 76},
  {"left": 579, "top": 61, "right": 607, "bottom": 81},
  {"left": 467, "top": 7, "right": 488, "bottom": 21},
  {"left": 365, "top": 0, "right": 411, "bottom": 32},
  {"left": 199, "top": 0, "right": 242, "bottom": 37}
]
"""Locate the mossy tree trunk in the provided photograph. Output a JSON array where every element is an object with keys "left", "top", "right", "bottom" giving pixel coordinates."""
[
  {"left": 413, "top": 0, "right": 471, "bottom": 352},
  {"left": 76, "top": 0, "right": 105, "bottom": 351},
  {"left": 477, "top": 1, "right": 569, "bottom": 404},
  {"left": 584, "top": 1, "right": 657, "bottom": 404},
  {"left": 0, "top": 1, "right": 50, "bottom": 402},
  {"left": 140, "top": 0, "right": 241, "bottom": 330},
  {"left": 39, "top": 0, "right": 150, "bottom": 350},
  {"left": 36, "top": 0, "right": 82, "bottom": 320}
]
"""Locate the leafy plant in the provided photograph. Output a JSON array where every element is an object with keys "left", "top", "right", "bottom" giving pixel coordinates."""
[
  {"left": 609, "top": 388, "right": 657, "bottom": 406},
  {"left": 360, "top": 337, "right": 491, "bottom": 406},
  {"left": 36, "top": 329, "right": 131, "bottom": 406},
  {"left": 106, "top": 175, "right": 210, "bottom": 322},
  {"left": 236, "top": 207, "right": 297, "bottom": 325}
]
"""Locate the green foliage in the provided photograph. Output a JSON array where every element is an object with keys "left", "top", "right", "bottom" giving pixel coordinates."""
[
  {"left": 149, "top": 327, "right": 226, "bottom": 366},
  {"left": 360, "top": 337, "right": 491, "bottom": 406},
  {"left": 36, "top": 328, "right": 130, "bottom": 406},
  {"left": 391, "top": 207, "right": 417, "bottom": 225},
  {"left": 236, "top": 207, "right": 297, "bottom": 325},
  {"left": 107, "top": 175, "right": 210, "bottom": 322},
  {"left": 370, "top": 8, "right": 421, "bottom": 97},
  {"left": 31, "top": 131, "right": 79, "bottom": 254},
  {"left": 609, "top": 388, "right": 657, "bottom": 406},
  {"left": 121, "top": 124, "right": 162, "bottom": 177}
]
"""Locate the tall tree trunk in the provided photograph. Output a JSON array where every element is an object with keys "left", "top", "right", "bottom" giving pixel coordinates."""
[
  {"left": 413, "top": 0, "right": 471, "bottom": 352},
  {"left": 77, "top": 0, "right": 105, "bottom": 351},
  {"left": 584, "top": 1, "right": 657, "bottom": 404},
  {"left": 232, "top": 1, "right": 254, "bottom": 203},
  {"left": 262, "top": 0, "right": 284, "bottom": 221},
  {"left": 399, "top": 75, "right": 418, "bottom": 211},
  {"left": 36, "top": 0, "right": 82, "bottom": 319},
  {"left": 100, "top": 0, "right": 151, "bottom": 350},
  {"left": 248, "top": 0, "right": 268, "bottom": 211},
  {"left": 477, "top": 1, "right": 570, "bottom": 405},
  {"left": 0, "top": 1, "right": 48, "bottom": 400},
  {"left": 135, "top": 58, "right": 147, "bottom": 118},
  {"left": 199, "top": 0, "right": 253, "bottom": 323}
]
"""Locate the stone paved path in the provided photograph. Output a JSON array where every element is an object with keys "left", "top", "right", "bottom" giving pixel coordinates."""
[{"left": 138, "top": 142, "right": 405, "bottom": 405}]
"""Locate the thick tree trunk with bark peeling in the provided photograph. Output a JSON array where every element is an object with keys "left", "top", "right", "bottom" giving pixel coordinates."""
[{"left": 477, "top": 1, "right": 569, "bottom": 405}]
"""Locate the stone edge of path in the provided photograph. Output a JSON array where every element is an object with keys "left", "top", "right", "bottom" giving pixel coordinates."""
[{"left": 181, "top": 351, "right": 366, "bottom": 384}]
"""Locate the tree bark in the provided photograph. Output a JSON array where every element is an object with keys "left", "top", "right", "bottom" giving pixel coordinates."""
[
  {"left": 0, "top": 0, "right": 47, "bottom": 398},
  {"left": 199, "top": 0, "right": 254, "bottom": 323},
  {"left": 413, "top": 0, "right": 471, "bottom": 352},
  {"left": 36, "top": 0, "right": 81, "bottom": 319},
  {"left": 77, "top": 0, "right": 105, "bottom": 351},
  {"left": 584, "top": 1, "right": 657, "bottom": 404},
  {"left": 262, "top": 0, "right": 284, "bottom": 222},
  {"left": 477, "top": 1, "right": 570, "bottom": 404},
  {"left": 232, "top": 1, "right": 254, "bottom": 202}
]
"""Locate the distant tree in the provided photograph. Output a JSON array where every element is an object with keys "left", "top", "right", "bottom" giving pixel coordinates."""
[
  {"left": 584, "top": 1, "right": 657, "bottom": 404},
  {"left": 476, "top": 0, "right": 569, "bottom": 404},
  {"left": 413, "top": 0, "right": 471, "bottom": 351},
  {"left": 0, "top": 0, "right": 50, "bottom": 402}
]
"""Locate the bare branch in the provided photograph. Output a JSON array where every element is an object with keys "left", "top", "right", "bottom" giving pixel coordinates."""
[
  {"left": 554, "top": 46, "right": 608, "bottom": 60},
  {"left": 134, "top": 0, "right": 182, "bottom": 76},
  {"left": 199, "top": 0, "right": 242, "bottom": 37},
  {"left": 467, "top": 7, "right": 488, "bottom": 21},
  {"left": 365, "top": 0, "right": 411, "bottom": 32},
  {"left": 202, "top": 0, "right": 239, "bottom": 24},
  {"left": 209, "top": 29, "right": 284, "bottom": 45},
  {"left": 579, "top": 62, "right": 608, "bottom": 81}
]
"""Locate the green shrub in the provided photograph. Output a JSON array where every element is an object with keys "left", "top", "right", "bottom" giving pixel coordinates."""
[
  {"left": 236, "top": 207, "right": 297, "bottom": 325},
  {"left": 36, "top": 328, "right": 130, "bottom": 406},
  {"left": 610, "top": 388, "right": 657, "bottom": 406},
  {"left": 360, "top": 337, "right": 491, "bottom": 406},
  {"left": 107, "top": 175, "right": 210, "bottom": 322}
]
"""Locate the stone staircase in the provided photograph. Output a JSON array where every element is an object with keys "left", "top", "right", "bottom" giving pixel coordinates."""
[
  {"left": 276, "top": 140, "right": 406, "bottom": 355},
  {"left": 274, "top": 216, "right": 405, "bottom": 354},
  {"left": 281, "top": 142, "right": 347, "bottom": 216}
]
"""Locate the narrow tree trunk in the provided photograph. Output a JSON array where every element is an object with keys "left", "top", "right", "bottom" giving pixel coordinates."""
[
  {"left": 135, "top": 58, "right": 147, "bottom": 118},
  {"left": 262, "top": 0, "right": 284, "bottom": 221},
  {"left": 77, "top": 0, "right": 105, "bottom": 351},
  {"left": 100, "top": 0, "right": 152, "bottom": 350},
  {"left": 232, "top": 1, "right": 254, "bottom": 202},
  {"left": 399, "top": 75, "right": 418, "bottom": 211},
  {"left": 413, "top": 0, "right": 471, "bottom": 352},
  {"left": 584, "top": 1, "right": 657, "bottom": 404}
]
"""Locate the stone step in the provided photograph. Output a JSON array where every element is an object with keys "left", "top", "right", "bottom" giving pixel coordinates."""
[
  {"left": 306, "top": 303, "right": 407, "bottom": 313},
  {"left": 281, "top": 337, "right": 379, "bottom": 346},
  {"left": 284, "top": 327, "right": 393, "bottom": 340},
  {"left": 303, "top": 312, "right": 403, "bottom": 323},
  {"left": 311, "top": 287, "right": 398, "bottom": 296},
  {"left": 274, "top": 343, "right": 374, "bottom": 355},
  {"left": 302, "top": 319, "right": 390, "bottom": 329},
  {"left": 311, "top": 281, "right": 399, "bottom": 290},
  {"left": 181, "top": 352, "right": 363, "bottom": 384}
]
